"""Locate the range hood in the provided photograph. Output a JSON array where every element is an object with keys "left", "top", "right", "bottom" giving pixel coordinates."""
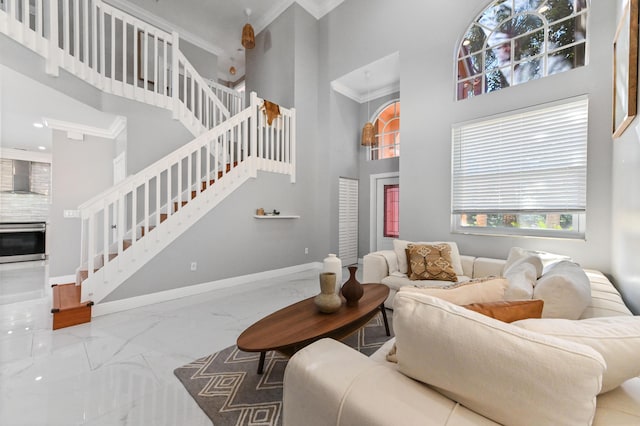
[
  {"left": 11, "top": 160, "right": 31, "bottom": 193},
  {"left": 1, "top": 159, "right": 42, "bottom": 194}
]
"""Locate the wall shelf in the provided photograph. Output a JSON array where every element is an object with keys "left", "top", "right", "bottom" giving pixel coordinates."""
[{"left": 253, "top": 215, "right": 300, "bottom": 219}]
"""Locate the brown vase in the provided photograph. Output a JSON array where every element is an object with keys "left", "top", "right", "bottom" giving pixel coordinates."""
[{"left": 341, "top": 265, "right": 363, "bottom": 307}]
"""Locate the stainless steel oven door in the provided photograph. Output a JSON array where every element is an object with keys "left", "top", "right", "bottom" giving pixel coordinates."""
[{"left": 0, "top": 222, "right": 46, "bottom": 263}]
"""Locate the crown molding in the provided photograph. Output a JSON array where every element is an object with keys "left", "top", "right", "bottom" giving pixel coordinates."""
[
  {"left": 0, "top": 147, "right": 52, "bottom": 163},
  {"left": 331, "top": 80, "right": 364, "bottom": 103},
  {"left": 44, "top": 116, "right": 127, "bottom": 141},
  {"left": 103, "top": 0, "right": 224, "bottom": 56},
  {"left": 331, "top": 80, "right": 400, "bottom": 104},
  {"left": 253, "top": 0, "right": 296, "bottom": 34}
]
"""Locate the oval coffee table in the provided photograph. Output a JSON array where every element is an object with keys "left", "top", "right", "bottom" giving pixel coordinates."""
[{"left": 237, "top": 283, "right": 390, "bottom": 374}]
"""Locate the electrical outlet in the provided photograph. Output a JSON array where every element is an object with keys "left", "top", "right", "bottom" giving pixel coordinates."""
[
  {"left": 190, "top": 262, "right": 197, "bottom": 271},
  {"left": 304, "top": 247, "right": 309, "bottom": 254}
]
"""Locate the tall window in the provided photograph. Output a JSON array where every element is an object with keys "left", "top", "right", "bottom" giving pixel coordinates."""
[
  {"left": 457, "top": 0, "right": 588, "bottom": 100},
  {"left": 451, "top": 97, "right": 588, "bottom": 238},
  {"left": 370, "top": 101, "right": 400, "bottom": 160}
]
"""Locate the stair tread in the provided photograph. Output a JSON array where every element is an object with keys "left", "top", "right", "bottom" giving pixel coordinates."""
[{"left": 52, "top": 283, "right": 87, "bottom": 312}]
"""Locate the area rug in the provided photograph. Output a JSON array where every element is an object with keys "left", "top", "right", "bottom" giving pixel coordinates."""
[{"left": 174, "top": 311, "right": 394, "bottom": 426}]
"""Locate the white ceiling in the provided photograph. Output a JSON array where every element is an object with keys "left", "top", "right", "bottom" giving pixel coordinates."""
[
  {"left": 0, "top": 65, "right": 119, "bottom": 153},
  {"left": 331, "top": 52, "right": 400, "bottom": 104}
]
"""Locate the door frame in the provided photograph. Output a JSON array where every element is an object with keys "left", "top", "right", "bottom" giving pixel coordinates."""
[{"left": 369, "top": 172, "right": 399, "bottom": 253}]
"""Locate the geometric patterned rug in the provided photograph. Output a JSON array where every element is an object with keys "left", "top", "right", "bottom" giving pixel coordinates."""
[{"left": 174, "top": 310, "right": 394, "bottom": 425}]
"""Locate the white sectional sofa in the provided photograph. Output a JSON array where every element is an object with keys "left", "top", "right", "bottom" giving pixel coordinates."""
[{"left": 283, "top": 245, "right": 640, "bottom": 426}]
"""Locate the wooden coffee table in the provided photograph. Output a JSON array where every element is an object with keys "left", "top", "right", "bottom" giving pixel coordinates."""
[{"left": 237, "top": 283, "right": 390, "bottom": 373}]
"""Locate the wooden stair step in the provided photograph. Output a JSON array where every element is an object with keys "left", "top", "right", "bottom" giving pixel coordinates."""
[
  {"left": 173, "top": 200, "right": 189, "bottom": 211},
  {"left": 51, "top": 283, "right": 92, "bottom": 330}
]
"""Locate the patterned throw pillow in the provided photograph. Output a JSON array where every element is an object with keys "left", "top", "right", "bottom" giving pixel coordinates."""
[{"left": 406, "top": 243, "right": 457, "bottom": 281}]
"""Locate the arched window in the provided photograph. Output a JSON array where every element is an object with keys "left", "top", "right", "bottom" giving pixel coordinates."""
[
  {"left": 370, "top": 101, "right": 400, "bottom": 160},
  {"left": 457, "top": 0, "right": 588, "bottom": 100}
]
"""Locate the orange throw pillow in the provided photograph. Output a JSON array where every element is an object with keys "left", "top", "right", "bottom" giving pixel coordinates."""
[{"left": 463, "top": 299, "right": 544, "bottom": 323}]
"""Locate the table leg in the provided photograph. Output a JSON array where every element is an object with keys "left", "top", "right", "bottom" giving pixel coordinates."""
[
  {"left": 380, "top": 304, "right": 390, "bottom": 336},
  {"left": 257, "top": 351, "right": 266, "bottom": 374}
]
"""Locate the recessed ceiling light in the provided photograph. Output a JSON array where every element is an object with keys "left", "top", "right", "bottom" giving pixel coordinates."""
[
  {"left": 38, "top": 146, "right": 46, "bottom": 150},
  {"left": 33, "top": 122, "right": 44, "bottom": 128}
]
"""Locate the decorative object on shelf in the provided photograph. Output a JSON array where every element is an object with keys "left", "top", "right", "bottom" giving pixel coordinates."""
[
  {"left": 272, "top": 209, "right": 280, "bottom": 215},
  {"left": 256, "top": 208, "right": 265, "bottom": 216},
  {"left": 262, "top": 100, "right": 281, "bottom": 125},
  {"left": 612, "top": 0, "right": 638, "bottom": 138},
  {"left": 341, "top": 265, "right": 363, "bottom": 306},
  {"left": 323, "top": 254, "right": 342, "bottom": 294},
  {"left": 314, "top": 272, "right": 342, "bottom": 313},
  {"left": 241, "top": 8, "right": 255, "bottom": 50},
  {"left": 361, "top": 70, "right": 375, "bottom": 146}
]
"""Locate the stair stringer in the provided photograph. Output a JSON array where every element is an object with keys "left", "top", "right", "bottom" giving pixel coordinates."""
[{"left": 80, "top": 159, "right": 258, "bottom": 304}]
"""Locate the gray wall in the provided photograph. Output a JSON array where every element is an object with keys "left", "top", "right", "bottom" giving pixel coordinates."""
[
  {"left": 50, "top": 131, "right": 115, "bottom": 276},
  {"left": 611, "top": 0, "right": 640, "bottom": 314},
  {"left": 106, "top": 3, "right": 326, "bottom": 301},
  {"left": 319, "top": 0, "right": 616, "bottom": 272},
  {"left": 180, "top": 39, "right": 218, "bottom": 81}
]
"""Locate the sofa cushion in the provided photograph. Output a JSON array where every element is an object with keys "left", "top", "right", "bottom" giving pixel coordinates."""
[
  {"left": 393, "top": 239, "right": 463, "bottom": 276},
  {"left": 398, "top": 276, "right": 508, "bottom": 306},
  {"left": 406, "top": 244, "right": 457, "bottom": 282},
  {"left": 513, "top": 316, "right": 640, "bottom": 394},
  {"left": 463, "top": 299, "right": 544, "bottom": 323},
  {"left": 381, "top": 274, "right": 471, "bottom": 293},
  {"left": 393, "top": 292, "right": 605, "bottom": 426},
  {"left": 534, "top": 261, "right": 591, "bottom": 319},
  {"left": 581, "top": 269, "right": 633, "bottom": 319}
]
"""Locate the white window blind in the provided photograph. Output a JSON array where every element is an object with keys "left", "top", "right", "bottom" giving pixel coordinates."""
[
  {"left": 452, "top": 97, "right": 588, "bottom": 214},
  {"left": 338, "top": 177, "right": 358, "bottom": 266}
]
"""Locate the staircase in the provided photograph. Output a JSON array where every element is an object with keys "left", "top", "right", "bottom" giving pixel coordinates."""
[{"left": 0, "top": 1, "right": 296, "bottom": 329}]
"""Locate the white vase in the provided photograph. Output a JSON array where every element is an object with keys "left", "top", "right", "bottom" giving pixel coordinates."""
[{"left": 323, "top": 253, "right": 342, "bottom": 294}]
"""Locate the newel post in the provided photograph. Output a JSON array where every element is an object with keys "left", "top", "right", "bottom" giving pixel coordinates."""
[
  {"left": 45, "top": 0, "right": 59, "bottom": 76},
  {"left": 249, "top": 91, "right": 258, "bottom": 178},
  {"left": 171, "top": 31, "right": 180, "bottom": 119}
]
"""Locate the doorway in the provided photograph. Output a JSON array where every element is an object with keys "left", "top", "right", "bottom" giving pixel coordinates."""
[{"left": 370, "top": 173, "right": 399, "bottom": 252}]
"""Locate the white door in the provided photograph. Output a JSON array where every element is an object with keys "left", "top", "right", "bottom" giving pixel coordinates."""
[
  {"left": 373, "top": 175, "right": 399, "bottom": 252},
  {"left": 338, "top": 177, "right": 358, "bottom": 266}
]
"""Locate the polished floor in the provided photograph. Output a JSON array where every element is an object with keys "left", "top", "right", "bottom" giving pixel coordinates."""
[{"left": 0, "top": 261, "right": 332, "bottom": 425}]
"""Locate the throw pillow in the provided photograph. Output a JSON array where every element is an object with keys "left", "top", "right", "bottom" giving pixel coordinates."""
[
  {"left": 393, "top": 239, "right": 464, "bottom": 276},
  {"left": 503, "top": 247, "right": 571, "bottom": 277},
  {"left": 393, "top": 292, "right": 605, "bottom": 426},
  {"left": 463, "top": 299, "right": 544, "bottom": 323},
  {"left": 398, "top": 276, "right": 508, "bottom": 306},
  {"left": 406, "top": 244, "right": 457, "bottom": 282},
  {"left": 513, "top": 316, "right": 640, "bottom": 394},
  {"left": 503, "top": 257, "right": 539, "bottom": 300},
  {"left": 534, "top": 261, "right": 591, "bottom": 319}
]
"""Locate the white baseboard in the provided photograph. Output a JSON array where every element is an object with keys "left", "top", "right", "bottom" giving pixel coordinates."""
[
  {"left": 92, "top": 262, "right": 323, "bottom": 317},
  {"left": 49, "top": 274, "right": 76, "bottom": 285}
]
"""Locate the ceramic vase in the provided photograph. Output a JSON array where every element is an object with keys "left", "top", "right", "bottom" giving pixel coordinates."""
[
  {"left": 341, "top": 265, "right": 363, "bottom": 307},
  {"left": 314, "top": 272, "right": 342, "bottom": 314},
  {"left": 322, "top": 254, "right": 342, "bottom": 294}
]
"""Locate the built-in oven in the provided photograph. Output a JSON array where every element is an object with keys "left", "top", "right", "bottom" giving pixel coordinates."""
[{"left": 0, "top": 222, "right": 47, "bottom": 263}]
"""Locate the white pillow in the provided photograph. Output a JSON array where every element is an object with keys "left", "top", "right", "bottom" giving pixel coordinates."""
[
  {"left": 393, "top": 292, "right": 605, "bottom": 426},
  {"left": 534, "top": 261, "right": 591, "bottom": 319},
  {"left": 393, "top": 239, "right": 463, "bottom": 276},
  {"left": 503, "top": 247, "right": 570, "bottom": 277},
  {"left": 503, "top": 258, "right": 539, "bottom": 301},
  {"left": 513, "top": 316, "right": 640, "bottom": 393}
]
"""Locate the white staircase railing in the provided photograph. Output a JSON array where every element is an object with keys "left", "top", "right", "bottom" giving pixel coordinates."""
[
  {"left": 78, "top": 92, "right": 295, "bottom": 303},
  {"left": 0, "top": 0, "right": 242, "bottom": 136},
  {"left": 207, "top": 78, "right": 245, "bottom": 117}
]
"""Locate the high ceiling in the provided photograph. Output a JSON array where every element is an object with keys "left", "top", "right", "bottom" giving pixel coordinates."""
[{"left": 106, "top": 0, "right": 345, "bottom": 81}]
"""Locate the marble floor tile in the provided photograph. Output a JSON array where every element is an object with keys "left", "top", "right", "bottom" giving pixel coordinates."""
[{"left": 0, "top": 263, "right": 341, "bottom": 425}]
